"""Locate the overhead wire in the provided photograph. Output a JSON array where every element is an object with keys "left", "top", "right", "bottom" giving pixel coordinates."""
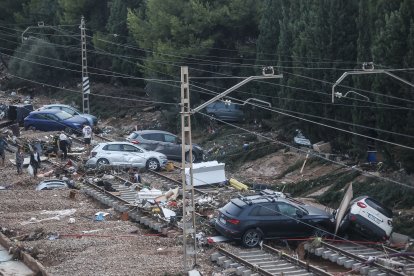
[
  {"left": 197, "top": 111, "right": 414, "bottom": 189},
  {"left": 190, "top": 84, "right": 414, "bottom": 150},
  {"left": 2, "top": 34, "right": 409, "bottom": 112},
  {"left": 283, "top": 71, "right": 414, "bottom": 106},
  {"left": 6, "top": 73, "right": 179, "bottom": 106},
  {"left": 5, "top": 32, "right": 412, "bottom": 140}
]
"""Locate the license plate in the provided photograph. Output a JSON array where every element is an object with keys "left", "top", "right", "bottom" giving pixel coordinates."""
[
  {"left": 368, "top": 213, "right": 381, "bottom": 224},
  {"left": 219, "top": 217, "right": 226, "bottom": 224}
]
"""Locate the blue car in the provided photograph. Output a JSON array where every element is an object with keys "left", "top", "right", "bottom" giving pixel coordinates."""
[
  {"left": 40, "top": 104, "right": 97, "bottom": 126},
  {"left": 24, "top": 109, "right": 89, "bottom": 134}
]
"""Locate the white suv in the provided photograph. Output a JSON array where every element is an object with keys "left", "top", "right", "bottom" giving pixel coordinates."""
[
  {"left": 86, "top": 142, "right": 168, "bottom": 171},
  {"left": 339, "top": 196, "right": 393, "bottom": 241}
]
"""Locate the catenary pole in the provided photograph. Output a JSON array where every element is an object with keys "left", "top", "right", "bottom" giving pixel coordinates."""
[
  {"left": 180, "top": 66, "right": 282, "bottom": 272},
  {"left": 80, "top": 16, "right": 90, "bottom": 114}
]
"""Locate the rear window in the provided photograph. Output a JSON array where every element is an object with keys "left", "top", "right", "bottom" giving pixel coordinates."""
[
  {"left": 222, "top": 202, "right": 243, "bottom": 216},
  {"left": 103, "top": 144, "right": 122, "bottom": 151},
  {"left": 142, "top": 133, "right": 164, "bottom": 142},
  {"left": 249, "top": 204, "right": 278, "bottom": 216},
  {"left": 365, "top": 198, "right": 393, "bottom": 218}
]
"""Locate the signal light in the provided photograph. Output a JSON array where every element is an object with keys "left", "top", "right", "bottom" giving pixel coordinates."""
[{"left": 227, "top": 219, "right": 240, "bottom": 225}]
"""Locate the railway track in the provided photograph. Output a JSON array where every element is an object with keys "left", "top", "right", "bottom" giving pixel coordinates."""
[
  {"left": 212, "top": 244, "right": 332, "bottom": 276},
  {"left": 80, "top": 168, "right": 212, "bottom": 235},
  {"left": 305, "top": 240, "right": 414, "bottom": 276}
]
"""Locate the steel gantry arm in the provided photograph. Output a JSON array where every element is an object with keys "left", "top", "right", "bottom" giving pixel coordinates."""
[{"left": 332, "top": 63, "right": 414, "bottom": 103}]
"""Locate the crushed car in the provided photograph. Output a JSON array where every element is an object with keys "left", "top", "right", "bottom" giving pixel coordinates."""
[
  {"left": 205, "top": 101, "right": 245, "bottom": 122},
  {"left": 39, "top": 104, "right": 97, "bottom": 126},
  {"left": 24, "top": 109, "right": 89, "bottom": 134},
  {"left": 36, "top": 179, "right": 69, "bottom": 191},
  {"left": 338, "top": 196, "right": 393, "bottom": 241},
  {"left": 126, "top": 130, "right": 204, "bottom": 162},
  {"left": 215, "top": 190, "right": 334, "bottom": 247},
  {"left": 86, "top": 142, "right": 168, "bottom": 171}
]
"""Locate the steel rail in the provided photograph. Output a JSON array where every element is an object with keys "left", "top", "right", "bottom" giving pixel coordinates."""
[
  {"left": 216, "top": 247, "right": 274, "bottom": 276},
  {"left": 320, "top": 241, "right": 406, "bottom": 276},
  {"left": 263, "top": 244, "right": 332, "bottom": 276}
]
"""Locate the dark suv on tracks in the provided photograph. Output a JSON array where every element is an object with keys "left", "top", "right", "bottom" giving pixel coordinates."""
[{"left": 215, "top": 191, "right": 335, "bottom": 247}]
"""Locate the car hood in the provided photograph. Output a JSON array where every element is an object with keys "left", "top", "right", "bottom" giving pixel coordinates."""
[
  {"left": 65, "top": 115, "right": 89, "bottom": 124},
  {"left": 80, "top": 114, "right": 97, "bottom": 120}
]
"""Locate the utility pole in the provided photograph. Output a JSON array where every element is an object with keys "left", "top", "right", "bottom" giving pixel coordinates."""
[
  {"left": 180, "top": 66, "right": 282, "bottom": 272},
  {"left": 181, "top": 66, "right": 197, "bottom": 271},
  {"left": 80, "top": 16, "right": 90, "bottom": 114}
]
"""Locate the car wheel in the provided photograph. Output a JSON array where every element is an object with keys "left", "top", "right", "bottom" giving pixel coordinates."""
[
  {"left": 185, "top": 151, "right": 197, "bottom": 163},
  {"left": 242, "top": 229, "right": 262, "bottom": 248},
  {"left": 28, "top": 125, "right": 36, "bottom": 131},
  {"left": 96, "top": 158, "right": 109, "bottom": 168},
  {"left": 146, "top": 158, "right": 160, "bottom": 171}
]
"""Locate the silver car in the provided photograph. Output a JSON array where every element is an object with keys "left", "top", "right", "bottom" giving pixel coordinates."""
[
  {"left": 86, "top": 142, "right": 167, "bottom": 171},
  {"left": 40, "top": 104, "right": 97, "bottom": 126},
  {"left": 126, "top": 130, "right": 204, "bottom": 162}
]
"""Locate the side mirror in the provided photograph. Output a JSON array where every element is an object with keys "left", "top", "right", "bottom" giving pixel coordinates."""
[{"left": 296, "top": 209, "right": 304, "bottom": 218}]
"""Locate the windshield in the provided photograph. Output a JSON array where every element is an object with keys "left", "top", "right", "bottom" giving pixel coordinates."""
[{"left": 55, "top": 111, "right": 73, "bottom": 120}]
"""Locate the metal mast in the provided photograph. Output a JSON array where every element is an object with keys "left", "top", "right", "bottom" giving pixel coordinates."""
[
  {"left": 80, "top": 16, "right": 90, "bottom": 113},
  {"left": 180, "top": 66, "right": 197, "bottom": 271}
]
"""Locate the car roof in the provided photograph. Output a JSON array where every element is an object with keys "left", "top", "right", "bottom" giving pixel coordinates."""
[
  {"left": 30, "top": 109, "right": 62, "bottom": 115},
  {"left": 133, "top": 130, "right": 175, "bottom": 136},
  {"left": 231, "top": 194, "right": 292, "bottom": 207},
  {"left": 100, "top": 141, "right": 138, "bottom": 146},
  {"left": 44, "top": 104, "right": 72, "bottom": 108}
]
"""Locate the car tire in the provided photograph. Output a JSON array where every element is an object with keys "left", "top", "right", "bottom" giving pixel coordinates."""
[
  {"left": 146, "top": 158, "right": 160, "bottom": 171},
  {"left": 96, "top": 158, "right": 109, "bottom": 168},
  {"left": 242, "top": 229, "right": 262, "bottom": 248},
  {"left": 185, "top": 151, "right": 197, "bottom": 163},
  {"left": 28, "top": 125, "right": 36, "bottom": 131}
]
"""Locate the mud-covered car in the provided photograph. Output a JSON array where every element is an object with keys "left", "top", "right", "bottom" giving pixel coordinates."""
[
  {"left": 338, "top": 196, "right": 393, "bottom": 241},
  {"left": 215, "top": 191, "right": 334, "bottom": 247},
  {"left": 126, "top": 130, "right": 204, "bottom": 163}
]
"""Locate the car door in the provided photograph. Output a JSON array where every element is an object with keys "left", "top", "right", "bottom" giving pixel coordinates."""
[
  {"left": 276, "top": 202, "right": 307, "bottom": 237},
  {"left": 47, "top": 114, "right": 63, "bottom": 131},
  {"left": 122, "top": 144, "right": 146, "bottom": 168},
  {"left": 102, "top": 144, "right": 123, "bottom": 165},
  {"left": 30, "top": 114, "right": 47, "bottom": 130},
  {"left": 162, "top": 133, "right": 181, "bottom": 159},
  {"left": 247, "top": 203, "right": 279, "bottom": 238},
  {"left": 140, "top": 133, "right": 161, "bottom": 151},
  {"left": 38, "top": 113, "right": 58, "bottom": 131}
]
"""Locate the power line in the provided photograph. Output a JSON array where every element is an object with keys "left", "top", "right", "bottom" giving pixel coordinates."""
[
  {"left": 191, "top": 84, "right": 414, "bottom": 151},
  {"left": 284, "top": 71, "right": 414, "bottom": 106},
  {"left": 197, "top": 111, "right": 414, "bottom": 190},
  {"left": 6, "top": 73, "right": 180, "bottom": 106},
  {"left": 190, "top": 83, "right": 414, "bottom": 138}
]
